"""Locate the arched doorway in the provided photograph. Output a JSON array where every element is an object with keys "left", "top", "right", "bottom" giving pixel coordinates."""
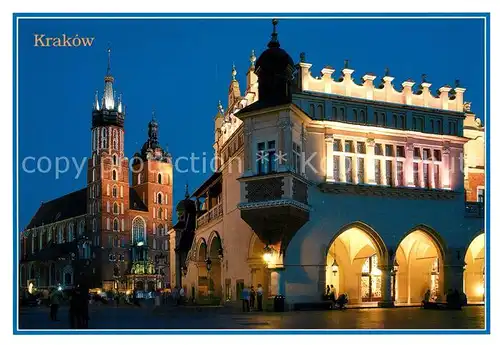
[
  {"left": 135, "top": 280, "right": 144, "bottom": 290},
  {"left": 248, "top": 234, "right": 269, "bottom": 299},
  {"left": 326, "top": 223, "right": 388, "bottom": 305},
  {"left": 147, "top": 281, "right": 155, "bottom": 292},
  {"left": 394, "top": 228, "right": 445, "bottom": 304},
  {"left": 207, "top": 232, "right": 223, "bottom": 300},
  {"left": 196, "top": 239, "right": 208, "bottom": 298},
  {"left": 464, "top": 233, "right": 485, "bottom": 303}
]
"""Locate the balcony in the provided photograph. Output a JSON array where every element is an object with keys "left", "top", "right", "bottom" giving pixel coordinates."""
[
  {"left": 465, "top": 202, "right": 484, "bottom": 218},
  {"left": 196, "top": 203, "right": 223, "bottom": 228},
  {"left": 238, "top": 171, "right": 310, "bottom": 249}
]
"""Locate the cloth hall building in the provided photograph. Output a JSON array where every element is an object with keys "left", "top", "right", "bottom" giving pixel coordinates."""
[
  {"left": 19, "top": 50, "right": 173, "bottom": 293},
  {"left": 173, "top": 20, "right": 486, "bottom": 308}
]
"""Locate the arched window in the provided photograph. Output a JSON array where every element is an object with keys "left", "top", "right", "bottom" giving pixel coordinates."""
[
  {"left": 157, "top": 224, "right": 164, "bottom": 237},
  {"left": 340, "top": 108, "right": 345, "bottom": 121},
  {"left": 317, "top": 105, "right": 324, "bottom": 120},
  {"left": 113, "top": 155, "right": 118, "bottom": 166},
  {"left": 92, "top": 154, "right": 96, "bottom": 166},
  {"left": 112, "top": 170, "right": 117, "bottom": 181},
  {"left": 393, "top": 114, "right": 398, "bottom": 128},
  {"left": 112, "top": 186, "right": 118, "bottom": 198},
  {"left": 113, "top": 219, "right": 119, "bottom": 232},
  {"left": 92, "top": 169, "right": 95, "bottom": 182},
  {"left": 113, "top": 129, "right": 118, "bottom": 150},
  {"left": 78, "top": 221, "right": 85, "bottom": 235},
  {"left": 113, "top": 203, "right": 119, "bottom": 215},
  {"left": 157, "top": 193, "right": 162, "bottom": 204},
  {"left": 92, "top": 218, "right": 97, "bottom": 232},
  {"left": 92, "top": 129, "right": 96, "bottom": 151},
  {"left": 166, "top": 174, "right": 170, "bottom": 185},
  {"left": 353, "top": 109, "right": 358, "bottom": 122},
  {"left": 158, "top": 173, "right": 162, "bottom": 184},
  {"left": 158, "top": 208, "right": 163, "bottom": 220},
  {"left": 165, "top": 194, "right": 168, "bottom": 205},
  {"left": 101, "top": 127, "right": 107, "bottom": 148},
  {"left": 68, "top": 223, "right": 74, "bottom": 242},
  {"left": 132, "top": 217, "right": 146, "bottom": 244},
  {"left": 360, "top": 110, "right": 366, "bottom": 123},
  {"left": 309, "top": 104, "right": 315, "bottom": 118},
  {"left": 333, "top": 107, "right": 338, "bottom": 120}
]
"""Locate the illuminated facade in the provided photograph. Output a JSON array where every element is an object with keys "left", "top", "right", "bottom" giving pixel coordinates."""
[
  {"left": 177, "top": 20, "right": 485, "bottom": 308},
  {"left": 20, "top": 50, "right": 173, "bottom": 293}
]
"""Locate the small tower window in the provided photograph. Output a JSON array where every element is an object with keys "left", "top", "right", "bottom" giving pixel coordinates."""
[
  {"left": 101, "top": 128, "right": 107, "bottom": 148},
  {"left": 157, "top": 193, "right": 162, "bottom": 204},
  {"left": 158, "top": 208, "right": 163, "bottom": 220},
  {"left": 158, "top": 173, "right": 162, "bottom": 184},
  {"left": 113, "top": 155, "right": 118, "bottom": 166},
  {"left": 112, "top": 186, "right": 117, "bottom": 198},
  {"left": 113, "top": 219, "right": 119, "bottom": 232},
  {"left": 113, "top": 129, "right": 118, "bottom": 150},
  {"left": 113, "top": 202, "right": 119, "bottom": 215},
  {"left": 112, "top": 170, "right": 117, "bottom": 181}
]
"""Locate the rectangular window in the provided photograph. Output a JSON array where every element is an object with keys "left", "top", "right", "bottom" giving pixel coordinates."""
[
  {"left": 423, "top": 148, "right": 431, "bottom": 160},
  {"left": 477, "top": 187, "right": 485, "bottom": 203},
  {"left": 375, "top": 144, "right": 383, "bottom": 156},
  {"left": 292, "top": 142, "right": 302, "bottom": 174},
  {"left": 357, "top": 142, "right": 366, "bottom": 154},
  {"left": 375, "top": 159, "right": 382, "bottom": 184},
  {"left": 268, "top": 140, "right": 276, "bottom": 173},
  {"left": 434, "top": 164, "right": 440, "bottom": 189},
  {"left": 333, "top": 139, "right": 342, "bottom": 152},
  {"left": 333, "top": 156, "right": 340, "bottom": 182},
  {"left": 413, "top": 147, "right": 421, "bottom": 159},
  {"left": 385, "top": 145, "right": 394, "bottom": 157},
  {"left": 357, "top": 157, "right": 365, "bottom": 184},
  {"left": 256, "top": 141, "right": 276, "bottom": 174},
  {"left": 433, "top": 150, "right": 442, "bottom": 161},
  {"left": 345, "top": 140, "right": 354, "bottom": 153},
  {"left": 345, "top": 156, "right": 353, "bottom": 183},
  {"left": 423, "top": 163, "right": 431, "bottom": 188},
  {"left": 413, "top": 162, "right": 420, "bottom": 187},
  {"left": 385, "top": 160, "right": 393, "bottom": 186},
  {"left": 396, "top": 146, "right": 405, "bottom": 158},
  {"left": 397, "top": 161, "right": 404, "bottom": 186}
]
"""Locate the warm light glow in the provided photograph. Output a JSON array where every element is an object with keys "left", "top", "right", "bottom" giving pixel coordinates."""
[
  {"left": 476, "top": 285, "right": 485, "bottom": 296},
  {"left": 28, "top": 282, "right": 33, "bottom": 294},
  {"left": 126, "top": 290, "right": 131, "bottom": 295},
  {"left": 137, "top": 241, "right": 144, "bottom": 247},
  {"left": 96, "top": 289, "right": 102, "bottom": 294},
  {"left": 263, "top": 252, "right": 272, "bottom": 264}
]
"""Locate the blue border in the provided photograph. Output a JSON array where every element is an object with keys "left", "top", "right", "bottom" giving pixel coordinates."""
[{"left": 12, "top": 12, "right": 490, "bottom": 335}]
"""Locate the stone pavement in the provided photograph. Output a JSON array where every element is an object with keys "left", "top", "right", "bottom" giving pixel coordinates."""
[{"left": 17, "top": 303, "right": 485, "bottom": 331}]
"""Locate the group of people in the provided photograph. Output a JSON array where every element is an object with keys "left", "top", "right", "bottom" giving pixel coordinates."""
[
  {"left": 423, "top": 288, "right": 467, "bottom": 308},
  {"left": 47, "top": 284, "right": 89, "bottom": 328},
  {"left": 325, "top": 285, "right": 349, "bottom": 309},
  {"left": 241, "top": 284, "right": 264, "bottom": 312},
  {"left": 170, "top": 286, "right": 186, "bottom": 305}
]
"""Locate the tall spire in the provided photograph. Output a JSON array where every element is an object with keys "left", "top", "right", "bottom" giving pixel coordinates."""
[
  {"left": 249, "top": 49, "right": 256, "bottom": 69},
  {"left": 103, "top": 45, "right": 115, "bottom": 110},
  {"left": 268, "top": 18, "right": 280, "bottom": 48},
  {"left": 232, "top": 63, "right": 237, "bottom": 81},
  {"left": 185, "top": 183, "right": 190, "bottom": 199}
]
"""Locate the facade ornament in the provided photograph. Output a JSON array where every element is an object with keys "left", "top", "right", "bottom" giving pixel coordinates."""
[
  {"left": 269, "top": 18, "right": 279, "bottom": 47},
  {"left": 455, "top": 79, "right": 461, "bottom": 88},
  {"left": 421, "top": 73, "right": 428, "bottom": 83},
  {"left": 442, "top": 146, "right": 451, "bottom": 155},
  {"left": 384, "top": 67, "right": 390, "bottom": 77},
  {"left": 217, "top": 100, "right": 224, "bottom": 116},
  {"left": 463, "top": 101, "right": 472, "bottom": 112},
  {"left": 366, "top": 138, "right": 376, "bottom": 147},
  {"left": 344, "top": 59, "right": 349, "bottom": 69},
  {"left": 299, "top": 52, "right": 306, "bottom": 63},
  {"left": 249, "top": 50, "right": 256, "bottom": 68},
  {"left": 405, "top": 142, "right": 414, "bottom": 151},
  {"left": 232, "top": 63, "right": 237, "bottom": 81},
  {"left": 277, "top": 117, "right": 292, "bottom": 130}
]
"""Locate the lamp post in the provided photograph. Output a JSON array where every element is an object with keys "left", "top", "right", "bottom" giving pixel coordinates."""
[
  {"left": 206, "top": 257, "right": 212, "bottom": 303},
  {"left": 154, "top": 252, "right": 168, "bottom": 290}
]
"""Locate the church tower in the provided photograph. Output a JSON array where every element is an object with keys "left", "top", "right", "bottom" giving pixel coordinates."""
[{"left": 87, "top": 48, "right": 129, "bottom": 285}]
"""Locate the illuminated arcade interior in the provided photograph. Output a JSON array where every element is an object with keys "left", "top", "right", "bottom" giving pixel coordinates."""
[{"left": 464, "top": 233, "right": 485, "bottom": 302}]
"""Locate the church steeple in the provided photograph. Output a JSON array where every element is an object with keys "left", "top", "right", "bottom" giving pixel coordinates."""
[{"left": 103, "top": 47, "right": 115, "bottom": 110}]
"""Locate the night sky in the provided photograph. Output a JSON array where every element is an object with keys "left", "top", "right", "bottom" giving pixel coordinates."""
[{"left": 17, "top": 16, "right": 486, "bottom": 229}]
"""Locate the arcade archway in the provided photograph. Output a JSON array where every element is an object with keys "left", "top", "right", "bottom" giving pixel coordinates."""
[
  {"left": 207, "top": 232, "right": 223, "bottom": 299},
  {"left": 326, "top": 223, "right": 388, "bottom": 304},
  {"left": 464, "top": 233, "right": 485, "bottom": 303},
  {"left": 394, "top": 228, "right": 445, "bottom": 304}
]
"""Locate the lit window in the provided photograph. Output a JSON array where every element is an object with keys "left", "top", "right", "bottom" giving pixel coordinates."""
[
  {"left": 256, "top": 140, "right": 276, "bottom": 174},
  {"left": 413, "top": 162, "right": 420, "bottom": 187},
  {"left": 132, "top": 217, "right": 146, "bottom": 244},
  {"left": 397, "top": 161, "right": 404, "bottom": 186},
  {"left": 374, "top": 159, "right": 382, "bottom": 184},
  {"left": 357, "top": 157, "right": 365, "bottom": 184},
  {"left": 385, "top": 160, "right": 393, "bottom": 186},
  {"left": 345, "top": 156, "right": 353, "bottom": 183}
]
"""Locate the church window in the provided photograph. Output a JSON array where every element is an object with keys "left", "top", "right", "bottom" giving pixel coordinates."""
[
  {"left": 113, "top": 155, "right": 118, "bottom": 166},
  {"left": 120, "top": 186, "right": 123, "bottom": 197},
  {"left": 106, "top": 218, "right": 110, "bottom": 230},
  {"left": 360, "top": 110, "right": 366, "bottom": 123},
  {"left": 92, "top": 218, "right": 97, "bottom": 232},
  {"left": 121, "top": 203, "right": 124, "bottom": 214},
  {"left": 107, "top": 201, "right": 110, "bottom": 213},
  {"left": 158, "top": 208, "right": 163, "bottom": 220},
  {"left": 101, "top": 128, "right": 107, "bottom": 148},
  {"left": 113, "top": 219, "right": 119, "bottom": 232},
  {"left": 158, "top": 173, "right": 162, "bottom": 184},
  {"left": 317, "top": 105, "right": 324, "bottom": 120},
  {"left": 132, "top": 217, "right": 146, "bottom": 244},
  {"left": 113, "top": 202, "right": 119, "bottom": 215},
  {"left": 92, "top": 154, "right": 96, "bottom": 167},
  {"left": 92, "top": 169, "right": 95, "bottom": 182},
  {"left": 157, "top": 193, "right": 163, "bottom": 204},
  {"left": 112, "top": 186, "right": 117, "bottom": 198},
  {"left": 112, "top": 170, "right": 117, "bottom": 181},
  {"left": 113, "top": 129, "right": 118, "bottom": 150}
]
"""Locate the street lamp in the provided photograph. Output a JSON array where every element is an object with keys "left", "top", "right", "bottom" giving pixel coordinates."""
[
  {"left": 263, "top": 245, "right": 272, "bottom": 265},
  {"left": 218, "top": 248, "right": 223, "bottom": 260},
  {"left": 205, "top": 257, "right": 212, "bottom": 272},
  {"left": 331, "top": 259, "right": 339, "bottom": 276},
  {"left": 393, "top": 259, "right": 399, "bottom": 273},
  {"left": 205, "top": 257, "right": 212, "bottom": 303}
]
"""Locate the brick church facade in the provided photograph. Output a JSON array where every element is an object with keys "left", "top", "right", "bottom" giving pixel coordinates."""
[{"left": 19, "top": 49, "right": 173, "bottom": 292}]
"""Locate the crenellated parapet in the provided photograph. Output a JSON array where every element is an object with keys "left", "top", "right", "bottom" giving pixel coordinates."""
[{"left": 297, "top": 58, "right": 467, "bottom": 113}]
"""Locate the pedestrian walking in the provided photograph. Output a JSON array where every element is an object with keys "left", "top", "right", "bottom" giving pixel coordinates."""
[
  {"left": 241, "top": 286, "right": 250, "bottom": 312},
  {"left": 49, "top": 288, "right": 62, "bottom": 321},
  {"left": 256, "top": 283, "right": 264, "bottom": 311},
  {"left": 250, "top": 286, "right": 256, "bottom": 310}
]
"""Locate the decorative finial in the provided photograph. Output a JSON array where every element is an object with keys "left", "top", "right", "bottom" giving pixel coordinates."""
[
  {"left": 217, "top": 100, "right": 224, "bottom": 115},
  {"left": 185, "top": 183, "right": 190, "bottom": 199},
  {"left": 232, "top": 63, "right": 237, "bottom": 81},
  {"left": 455, "top": 79, "right": 461, "bottom": 88},
  {"left": 249, "top": 50, "right": 256, "bottom": 68},
  {"left": 152, "top": 109, "right": 156, "bottom": 121},
  {"left": 107, "top": 44, "right": 112, "bottom": 75},
  {"left": 422, "top": 73, "right": 428, "bottom": 83},
  {"left": 268, "top": 18, "right": 280, "bottom": 48},
  {"left": 344, "top": 59, "right": 349, "bottom": 69},
  {"left": 384, "top": 67, "right": 390, "bottom": 76},
  {"left": 300, "top": 52, "right": 306, "bottom": 63}
]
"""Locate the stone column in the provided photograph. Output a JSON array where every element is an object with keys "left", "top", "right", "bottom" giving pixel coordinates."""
[
  {"left": 365, "top": 138, "right": 376, "bottom": 184},
  {"left": 441, "top": 145, "right": 451, "bottom": 189},
  {"left": 325, "top": 135, "right": 334, "bottom": 181},
  {"left": 378, "top": 265, "right": 395, "bottom": 307},
  {"left": 339, "top": 139, "right": 346, "bottom": 182}
]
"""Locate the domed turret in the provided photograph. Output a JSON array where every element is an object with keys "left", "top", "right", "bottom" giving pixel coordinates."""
[{"left": 255, "top": 19, "right": 295, "bottom": 105}]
